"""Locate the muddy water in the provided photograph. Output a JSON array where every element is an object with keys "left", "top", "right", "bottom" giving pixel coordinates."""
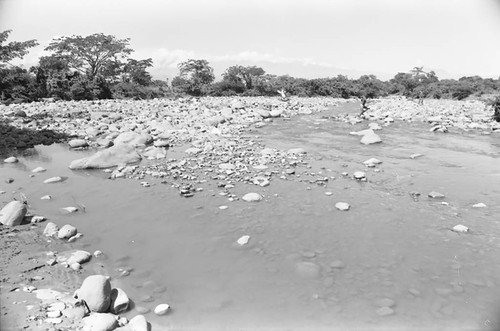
[{"left": 1, "top": 112, "right": 500, "bottom": 330}]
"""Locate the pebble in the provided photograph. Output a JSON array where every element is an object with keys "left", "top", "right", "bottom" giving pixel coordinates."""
[
  {"left": 30, "top": 215, "right": 45, "bottom": 223},
  {"left": 58, "top": 224, "right": 77, "bottom": 239},
  {"left": 32, "top": 166, "right": 46, "bottom": 173},
  {"left": 94, "top": 250, "right": 103, "bottom": 257},
  {"left": 135, "top": 306, "right": 150, "bottom": 314},
  {"left": 353, "top": 171, "right": 366, "bottom": 180},
  {"left": 70, "top": 262, "right": 81, "bottom": 271},
  {"left": 410, "top": 154, "right": 423, "bottom": 159},
  {"left": 452, "top": 224, "right": 469, "bottom": 233},
  {"left": 41, "top": 195, "right": 51, "bottom": 200},
  {"left": 61, "top": 206, "right": 78, "bottom": 213},
  {"left": 237, "top": 235, "right": 250, "bottom": 246},
  {"left": 363, "top": 158, "right": 382, "bottom": 167},
  {"left": 44, "top": 176, "right": 64, "bottom": 184},
  {"left": 324, "top": 191, "right": 333, "bottom": 196},
  {"left": 154, "top": 303, "right": 170, "bottom": 315},
  {"left": 4, "top": 156, "right": 18, "bottom": 163},
  {"left": 295, "top": 261, "right": 321, "bottom": 279},
  {"left": 472, "top": 202, "right": 487, "bottom": 208},
  {"left": 242, "top": 192, "right": 262, "bottom": 202},
  {"left": 376, "top": 306, "right": 394, "bottom": 316},
  {"left": 219, "top": 205, "right": 228, "bottom": 210},
  {"left": 335, "top": 202, "right": 350, "bottom": 211},
  {"left": 428, "top": 191, "right": 445, "bottom": 199},
  {"left": 45, "top": 317, "right": 63, "bottom": 324}
]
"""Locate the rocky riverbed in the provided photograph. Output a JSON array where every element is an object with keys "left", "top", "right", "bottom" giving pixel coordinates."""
[{"left": 1, "top": 96, "right": 499, "bottom": 330}]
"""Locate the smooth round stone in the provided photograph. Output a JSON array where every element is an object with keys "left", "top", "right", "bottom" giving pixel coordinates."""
[
  {"left": 330, "top": 260, "right": 345, "bottom": 269},
  {"left": 335, "top": 202, "right": 350, "bottom": 211},
  {"left": 242, "top": 192, "right": 262, "bottom": 202},
  {"left": 452, "top": 224, "right": 469, "bottom": 233},
  {"left": 295, "top": 261, "right": 321, "bottom": 279},
  {"left": 135, "top": 306, "right": 150, "bottom": 314},
  {"left": 237, "top": 235, "right": 250, "bottom": 246},
  {"left": 4, "top": 156, "right": 18, "bottom": 163},
  {"left": 472, "top": 202, "right": 487, "bottom": 208},
  {"left": 154, "top": 303, "right": 170, "bottom": 315},
  {"left": 374, "top": 298, "right": 396, "bottom": 307},
  {"left": 376, "top": 306, "right": 394, "bottom": 316}
]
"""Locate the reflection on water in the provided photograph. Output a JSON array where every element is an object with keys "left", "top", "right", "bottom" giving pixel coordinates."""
[{"left": 1, "top": 115, "right": 500, "bottom": 330}]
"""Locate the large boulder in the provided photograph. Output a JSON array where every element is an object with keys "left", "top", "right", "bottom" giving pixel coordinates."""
[
  {"left": 109, "top": 288, "right": 129, "bottom": 314},
  {"left": 69, "top": 144, "right": 141, "bottom": 169},
  {"left": 114, "top": 132, "right": 152, "bottom": 146},
  {"left": 0, "top": 201, "right": 27, "bottom": 226},
  {"left": 74, "top": 275, "right": 111, "bottom": 313}
]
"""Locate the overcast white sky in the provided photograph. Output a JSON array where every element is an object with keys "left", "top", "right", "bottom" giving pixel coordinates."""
[{"left": 1, "top": 0, "right": 500, "bottom": 80}]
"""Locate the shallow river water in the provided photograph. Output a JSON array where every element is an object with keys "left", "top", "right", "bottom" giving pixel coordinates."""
[{"left": 2, "top": 108, "right": 500, "bottom": 330}]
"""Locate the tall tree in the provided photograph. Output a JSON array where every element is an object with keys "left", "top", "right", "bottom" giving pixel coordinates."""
[
  {"left": 0, "top": 30, "right": 38, "bottom": 65},
  {"left": 44, "top": 33, "right": 133, "bottom": 79},
  {"left": 173, "top": 59, "right": 214, "bottom": 96},
  {"left": 222, "top": 65, "right": 265, "bottom": 90}
]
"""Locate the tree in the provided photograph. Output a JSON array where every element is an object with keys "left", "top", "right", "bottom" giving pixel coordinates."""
[
  {"left": 173, "top": 59, "right": 214, "bottom": 96},
  {"left": 222, "top": 65, "right": 265, "bottom": 90},
  {"left": 122, "top": 58, "right": 153, "bottom": 86},
  {"left": 0, "top": 30, "right": 38, "bottom": 66},
  {"left": 44, "top": 33, "right": 133, "bottom": 80}
]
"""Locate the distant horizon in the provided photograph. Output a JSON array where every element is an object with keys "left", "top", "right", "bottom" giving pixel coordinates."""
[{"left": 2, "top": 0, "right": 500, "bottom": 81}]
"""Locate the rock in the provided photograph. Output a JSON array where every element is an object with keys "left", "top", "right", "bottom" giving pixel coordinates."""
[
  {"left": 185, "top": 147, "right": 201, "bottom": 155},
  {"left": 254, "top": 108, "right": 271, "bottom": 118},
  {"left": 287, "top": 148, "right": 306, "bottom": 155},
  {"left": 236, "top": 235, "right": 250, "bottom": 246},
  {"left": 62, "top": 206, "right": 78, "bottom": 213},
  {"left": 110, "top": 288, "right": 130, "bottom": 314},
  {"left": 68, "top": 139, "right": 88, "bottom": 148},
  {"left": 295, "top": 261, "right": 321, "bottom": 279},
  {"left": 410, "top": 153, "right": 423, "bottom": 159},
  {"left": 142, "top": 147, "right": 167, "bottom": 158},
  {"left": 14, "top": 110, "right": 27, "bottom": 117},
  {"left": 335, "top": 202, "right": 350, "bottom": 211},
  {"left": 45, "top": 317, "right": 63, "bottom": 324},
  {"left": 363, "top": 158, "right": 382, "bottom": 167},
  {"left": 63, "top": 306, "right": 86, "bottom": 320},
  {"left": 353, "top": 171, "right": 366, "bottom": 180},
  {"left": 32, "top": 166, "right": 46, "bottom": 173},
  {"left": 0, "top": 201, "right": 27, "bottom": 226},
  {"left": 330, "top": 260, "right": 345, "bottom": 269},
  {"left": 376, "top": 306, "right": 394, "bottom": 316},
  {"left": 153, "top": 139, "right": 169, "bottom": 148},
  {"left": 41, "top": 195, "right": 51, "bottom": 200},
  {"left": 242, "top": 192, "right": 262, "bottom": 202},
  {"left": 58, "top": 224, "right": 77, "bottom": 239},
  {"left": 114, "top": 131, "right": 153, "bottom": 146},
  {"left": 360, "top": 130, "right": 382, "bottom": 145},
  {"left": 70, "top": 262, "right": 82, "bottom": 271},
  {"left": 43, "top": 222, "right": 59, "bottom": 236},
  {"left": 452, "top": 224, "right": 469, "bottom": 233},
  {"left": 428, "top": 191, "right": 445, "bottom": 199},
  {"left": 75, "top": 275, "right": 112, "bottom": 313},
  {"left": 44, "top": 176, "right": 64, "bottom": 184},
  {"left": 269, "top": 108, "right": 284, "bottom": 117},
  {"left": 82, "top": 313, "right": 118, "bottom": 331},
  {"left": 368, "top": 123, "right": 382, "bottom": 130},
  {"left": 472, "top": 203, "right": 487, "bottom": 208},
  {"left": 57, "top": 250, "right": 92, "bottom": 265},
  {"left": 154, "top": 303, "right": 170, "bottom": 315},
  {"left": 4, "top": 156, "right": 18, "bottom": 163},
  {"left": 135, "top": 306, "right": 150, "bottom": 314},
  {"left": 69, "top": 144, "right": 141, "bottom": 170},
  {"left": 127, "top": 315, "right": 148, "bottom": 331},
  {"left": 48, "top": 302, "right": 66, "bottom": 312},
  {"left": 47, "top": 310, "right": 62, "bottom": 318},
  {"left": 219, "top": 163, "right": 235, "bottom": 170},
  {"left": 30, "top": 215, "right": 46, "bottom": 223}
]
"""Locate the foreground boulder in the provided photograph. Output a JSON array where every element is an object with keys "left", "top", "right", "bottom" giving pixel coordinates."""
[
  {"left": 82, "top": 313, "right": 118, "bottom": 331},
  {"left": 74, "top": 275, "right": 111, "bottom": 313},
  {"left": 69, "top": 144, "right": 141, "bottom": 169},
  {"left": 109, "top": 288, "right": 130, "bottom": 314},
  {"left": 0, "top": 201, "right": 27, "bottom": 226}
]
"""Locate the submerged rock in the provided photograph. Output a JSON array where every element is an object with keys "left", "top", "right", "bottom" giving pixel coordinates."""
[
  {"left": 0, "top": 201, "right": 27, "bottom": 226},
  {"left": 242, "top": 192, "right": 262, "bottom": 202},
  {"left": 69, "top": 144, "right": 141, "bottom": 169}
]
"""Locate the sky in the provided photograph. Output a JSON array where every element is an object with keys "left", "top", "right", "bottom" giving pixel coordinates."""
[{"left": 1, "top": 0, "right": 500, "bottom": 81}]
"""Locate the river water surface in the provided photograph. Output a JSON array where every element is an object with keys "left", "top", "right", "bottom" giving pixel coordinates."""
[{"left": 1, "top": 109, "right": 500, "bottom": 330}]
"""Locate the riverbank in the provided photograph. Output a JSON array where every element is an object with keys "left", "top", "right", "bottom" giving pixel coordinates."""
[{"left": 1, "top": 97, "right": 499, "bottom": 330}]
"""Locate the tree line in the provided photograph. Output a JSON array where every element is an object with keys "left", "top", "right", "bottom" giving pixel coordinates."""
[{"left": 2, "top": 31, "right": 500, "bottom": 108}]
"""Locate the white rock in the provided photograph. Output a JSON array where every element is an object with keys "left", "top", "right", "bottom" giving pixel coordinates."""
[
  {"left": 47, "top": 310, "right": 62, "bottom": 318},
  {"left": 69, "top": 144, "right": 142, "bottom": 170},
  {"left": 0, "top": 201, "right": 27, "bottom": 226},
  {"left": 410, "top": 153, "right": 423, "bottom": 159},
  {"left": 368, "top": 123, "right": 382, "bottom": 130},
  {"left": 44, "top": 176, "right": 64, "bottom": 184},
  {"left": 56, "top": 250, "right": 92, "bottom": 265},
  {"left": 4, "top": 156, "right": 18, "bottom": 163},
  {"left": 58, "top": 224, "right": 77, "bottom": 239},
  {"left": 472, "top": 203, "right": 487, "bottom": 208},
  {"left": 360, "top": 130, "right": 382, "bottom": 145},
  {"left": 41, "top": 195, "right": 51, "bottom": 200},
  {"left": 70, "top": 262, "right": 81, "bottom": 271},
  {"left": 30, "top": 215, "right": 45, "bottom": 223},
  {"left": 127, "top": 315, "right": 148, "bottom": 331},
  {"left": 32, "top": 166, "right": 46, "bottom": 173},
  {"left": 110, "top": 288, "right": 130, "bottom": 314},
  {"left": 237, "top": 235, "right": 250, "bottom": 246},
  {"left": 68, "top": 139, "right": 88, "bottom": 148},
  {"left": 43, "top": 222, "right": 59, "bottom": 237},
  {"left": 363, "top": 158, "right": 382, "bottom": 167},
  {"left": 353, "top": 171, "right": 366, "bottom": 180},
  {"left": 61, "top": 206, "right": 78, "bottom": 213},
  {"left": 82, "top": 313, "right": 117, "bottom": 331},
  {"left": 242, "top": 192, "right": 262, "bottom": 202},
  {"left": 428, "top": 191, "right": 445, "bottom": 199},
  {"left": 45, "top": 317, "right": 63, "bottom": 324},
  {"left": 94, "top": 250, "right": 103, "bottom": 257},
  {"left": 154, "top": 303, "right": 170, "bottom": 315},
  {"left": 75, "top": 275, "right": 112, "bottom": 313},
  {"left": 335, "top": 202, "right": 350, "bottom": 211},
  {"left": 185, "top": 147, "right": 201, "bottom": 155},
  {"left": 48, "top": 302, "right": 66, "bottom": 311},
  {"left": 452, "top": 224, "right": 469, "bottom": 233}
]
